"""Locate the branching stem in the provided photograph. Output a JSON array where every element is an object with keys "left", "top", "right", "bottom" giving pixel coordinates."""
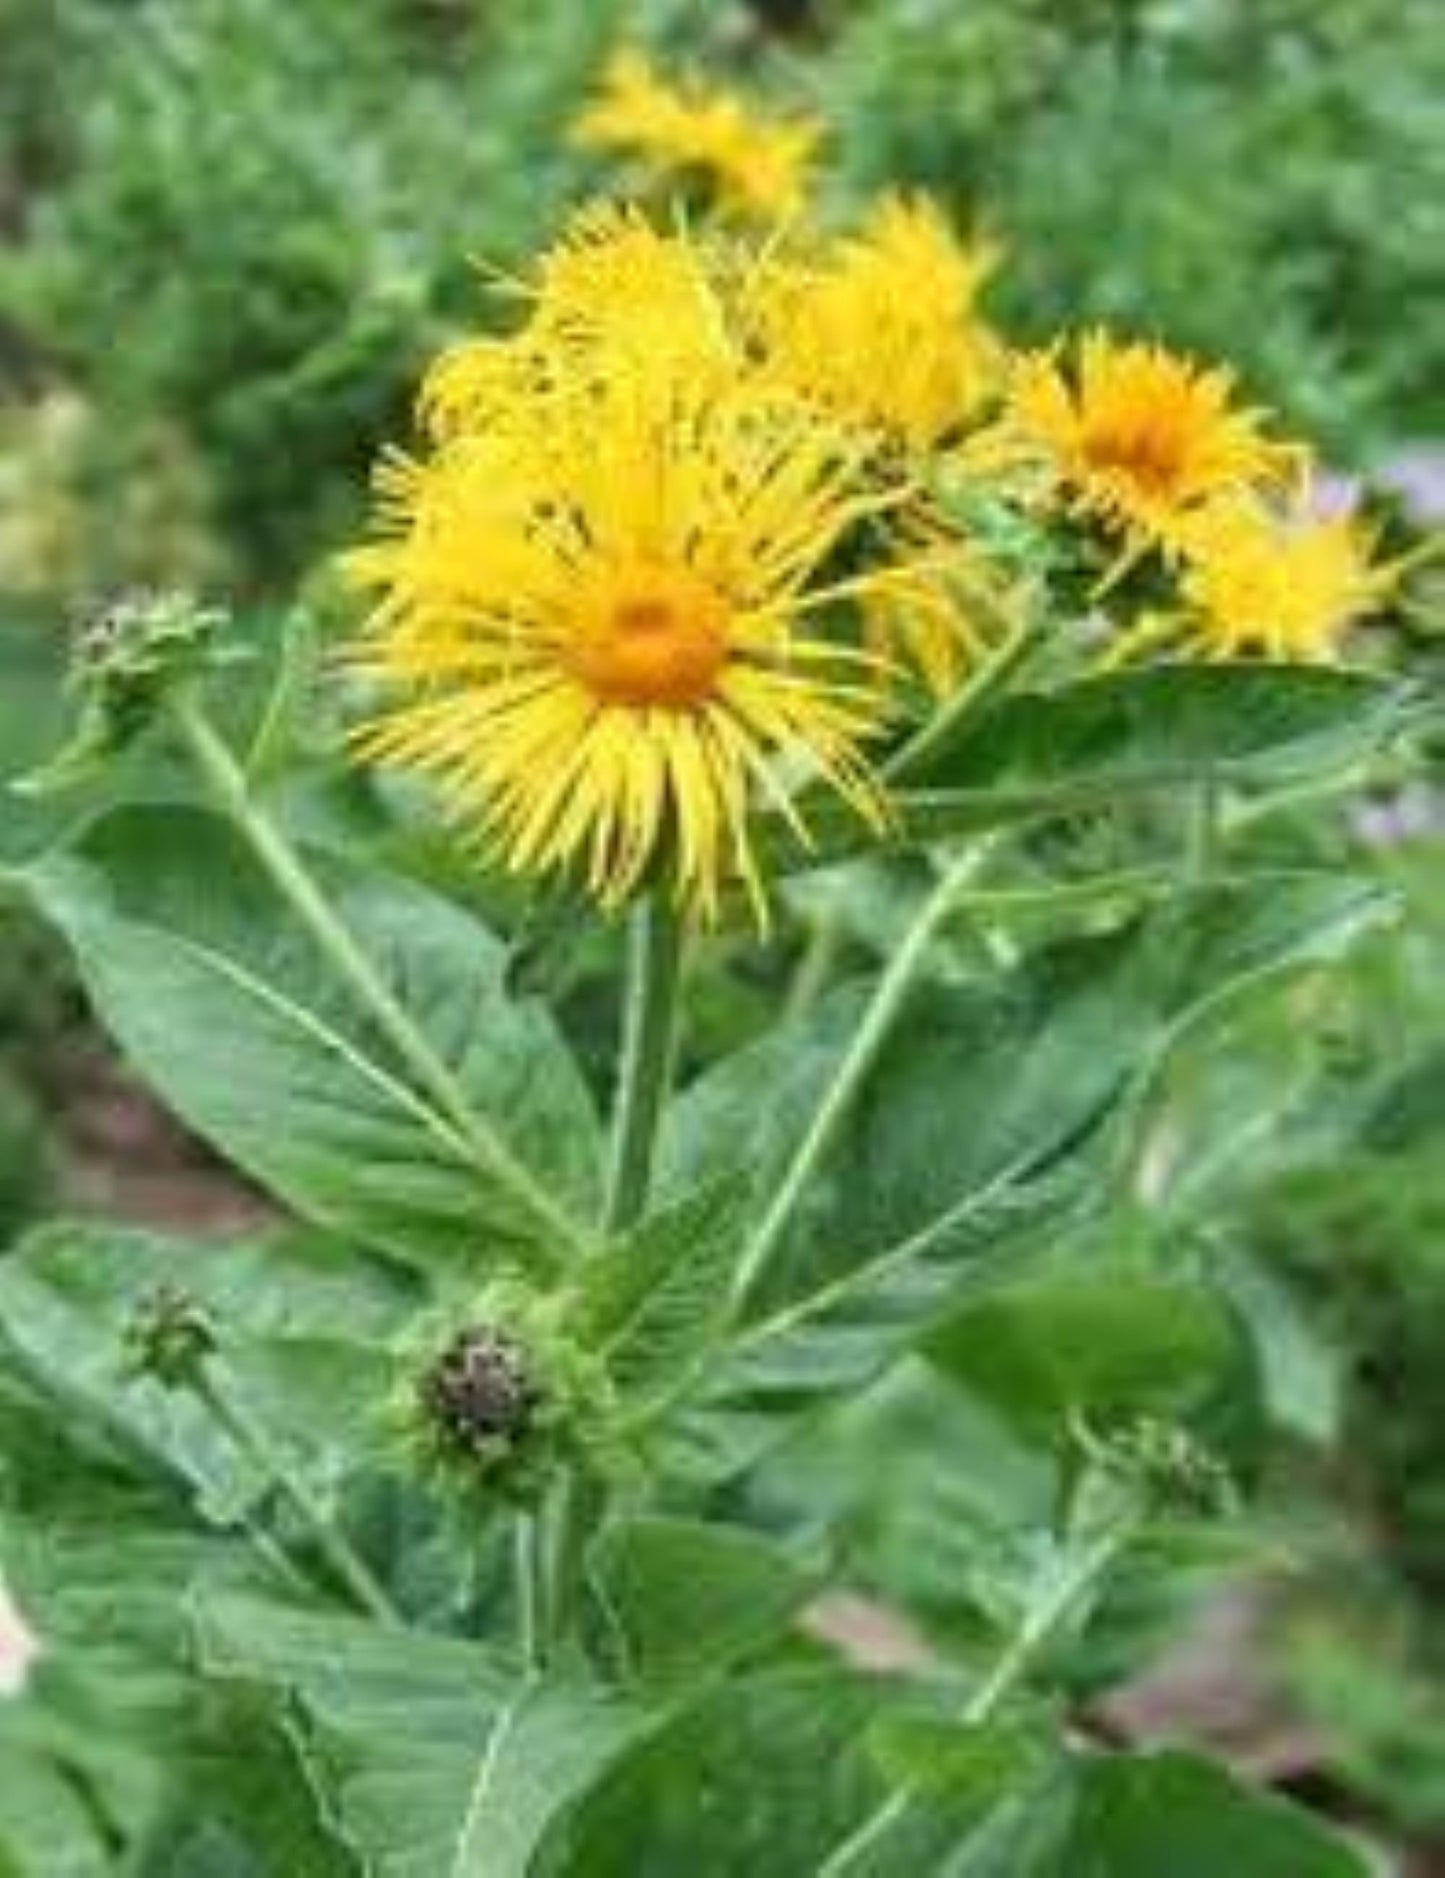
[
  {"left": 603, "top": 894, "right": 684, "bottom": 1236},
  {"left": 731, "top": 842, "right": 993, "bottom": 1313},
  {"left": 815, "top": 1504, "right": 1137, "bottom": 1875},
  {"left": 173, "top": 694, "right": 587, "bottom": 1263},
  {"left": 193, "top": 1368, "right": 401, "bottom": 1627}
]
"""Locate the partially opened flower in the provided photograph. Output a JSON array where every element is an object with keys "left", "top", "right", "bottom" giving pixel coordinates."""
[
  {"left": 1174, "top": 498, "right": 1396, "bottom": 661},
  {"left": 1000, "top": 333, "right": 1303, "bottom": 573},
  {"left": 754, "top": 194, "right": 1004, "bottom": 455},
  {"left": 347, "top": 358, "right": 915, "bottom": 923},
  {"left": 573, "top": 50, "right": 822, "bottom": 221},
  {"left": 421, "top": 205, "right": 738, "bottom": 440}
]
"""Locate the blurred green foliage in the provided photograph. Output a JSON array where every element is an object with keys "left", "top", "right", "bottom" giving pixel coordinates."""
[
  {"left": 0, "top": 0, "right": 625, "bottom": 590},
  {"left": 822, "top": 0, "right": 1443, "bottom": 453}
]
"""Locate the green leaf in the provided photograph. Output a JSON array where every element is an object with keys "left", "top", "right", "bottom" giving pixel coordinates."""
[
  {"left": 192, "top": 1590, "right": 663, "bottom": 1878},
  {"left": 825, "top": 1718, "right": 1055, "bottom": 1875},
  {"left": 1216, "top": 1250, "right": 1341, "bottom": 1446},
  {"left": 17, "top": 805, "right": 602, "bottom": 1271},
  {"left": 586, "top": 1517, "right": 815, "bottom": 1685},
  {"left": 0, "top": 1222, "right": 406, "bottom": 1524},
  {"left": 664, "top": 874, "right": 1385, "bottom": 1475},
  {"left": 923, "top": 1267, "right": 1241, "bottom": 1443},
  {"left": 574, "top": 1181, "right": 749, "bottom": 1410},
  {"left": 780, "top": 666, "right": 1408, "bottom": 871},
  {"left": 1047, "top": 1750, "right": 1369, "bottom": 1878},
  {"left": 913, "top": 664, "right": 1405, "bottom": 791},
  {"left": 537, "top": 1666, "right": 894, "bottom": 1877},
  {"left": 813, "top": 1745, "right": 1370, "bottom": 1877},
  {"left": 0, "top": 1716, "right": 117, "bottom": 1878}
]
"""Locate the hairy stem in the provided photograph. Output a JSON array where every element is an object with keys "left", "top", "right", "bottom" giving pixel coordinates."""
[
  {"left": 194, "top": 1369, "right": 401, "bottom": 1627},
  {"left": 731, "top": 843, "right": 992, "bottom": 1313},
  {"left": 514, "top": 1511, "right": 545, "bottom": 1672},
  {"left": 884, "top": 620, "right": 1035, "bottom": 785},
  {"left": 815, "top": 1505, "right": 1136, "bottom": 1875},
  {"left": 173, "top": 694, "right": 587, "bottom": 1263},
  {"left": 540, "top": 1468, "right": 604, "bottom": 1655},
  {"left": 604, "top": 894, "right": 684, "bottom": 1236}
]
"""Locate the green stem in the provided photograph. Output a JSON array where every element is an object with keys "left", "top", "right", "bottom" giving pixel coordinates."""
[
  {"left": 884, "top": 620, "right": 1034, "bottom": 785},
  {"left": 816, "top": 1510, "right": 1134, "bottom": 1876},
  {"left": 731, "top": 843, "right": 992, "bottom": 1313},
  {"left": 194, "top": 1369, "right": 401, "bottom": 1627},
  {"left": 514, "top": 1511, "right": 544, "bottom": 1672},
  {"left": 603, "top": 894, "right": 684, "bottom": 1236},
  {"left": 784, "top": 907, "right": 843, "bottom": 1026},
  {"left": 173, "top": 695, "right": 587, "bottom": 1263},
  {"left": 1187, "top": 771, "right": 1221, "bottom": 881},
  {"left": 540, "top": 1468, "right": 603, "bottom": 1655}
]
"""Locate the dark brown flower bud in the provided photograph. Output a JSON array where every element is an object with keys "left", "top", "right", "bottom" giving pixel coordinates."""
[{"left": 420, "top": 1326, "right": 539, "bottom": 1459}]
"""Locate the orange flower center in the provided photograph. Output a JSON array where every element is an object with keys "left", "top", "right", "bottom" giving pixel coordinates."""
[
  {"left": 570, "top": 566, "right": 730, "bottom": 709},
  {"left": 1082, "top": 416, "right": 1190, "bottom": 498}
]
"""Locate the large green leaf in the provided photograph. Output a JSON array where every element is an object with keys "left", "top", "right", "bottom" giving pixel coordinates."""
[
  {"left": 16, "top": 806, "right": 602, "bottom": 1271},
  {"left": 853, "top": 1747, "right": 1371, "bottom": 1878},
  {"left": 911, "top": 664, "right": 1404, "bottom": 792},
  {"left": 663, "top": 875, "right": 1384, "bottom": 1471},
  {"left": 0, "top": 1222, "right": 407, "bottom": 1525},
  {"left": 779, "top": 665, "right": 1408, "bottom": 872},
  {"left": 192, "top": 1590, "right": 664, "bottom": 1878},
  {"left": 585, "top": 1517, "right": 815, "bottom": 1686},
  {"left": 536, "top": 1665, "right": 895, "bottom": 1877},
  {"left": 923, "top": 1265, "right": 1241, "bottom": 1442}
]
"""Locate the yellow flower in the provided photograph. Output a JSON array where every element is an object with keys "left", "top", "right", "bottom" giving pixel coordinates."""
[
  {"left": 419, "top": 205, "right": 737, "bottom": 441},
  {"left": 572, "top": 50, "right": 822, "bottom": 221},
  {"left": 1173, "top": 498, "right": 1395, "bottom": 661},
  {"left": 1002, "top": 332, "right": 1302, "bottom": 565},
  {"left": 347, "top": 362, "right": 912, "bottom": 923},
  {"left": 754, "top": 194, "right": 1004, "bottom": 454}
]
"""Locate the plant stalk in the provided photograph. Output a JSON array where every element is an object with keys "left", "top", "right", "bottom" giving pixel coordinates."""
[
  {"left": 193, "top": 1369, "right": 401, "bottom": 1627},
  {"left": 603, "top": 893, "right": 685, "bottom": 1236},
  {"left": 514, "top": 1511, "right": 545, "bottom": 1672},
  {"left": 815, "top": 1507, "right": 1136, "bottom": 1875},
  {"left": 884, "top": 619, "right": 1035, "bottom": 784},
  {"left": 172, "top": 694, "right": 587, "bottom": 1262},
  {"left": 731, "top": 842, "right": 993, "bottom": 1313}
]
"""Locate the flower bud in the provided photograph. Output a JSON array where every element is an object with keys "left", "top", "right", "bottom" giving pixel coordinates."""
[
  {"left": 422, "top": 1325, "right": 539, "bottom": 1461},
  {"left": 397, "top": 1283, "right": 618, "bottom": 1508},
  {"left": 1075, "top": 1413, "right": 1237, "bottom": 1522},
  {"left": 123, "top": 1284, "right": 218, "bottom": 1391},
  {"left": 19, "top": 590, "right": 239, "bottom": 793}
]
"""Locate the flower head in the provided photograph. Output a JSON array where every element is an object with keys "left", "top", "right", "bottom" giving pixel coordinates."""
[
  {"left": 347, "top": 229, "right": 931, "bottom": 921},
  {"left": 754, "top": 195, "right": 1003, "bottom": 454},
  {"left": 396, "top": 1282, "right": 620, "bottom": 1507},
  {"left": 573, "top": 50, "right": 822, "bottom": 221},
  {"left": 421, "top": 206, "right": 737, "bottom": 441},
  {"left": 1174, "top": 498, "right": 1396, "bottom": 661},
  {"left": 1002, "top": 333, "right": 1302, "bottom": 564}
]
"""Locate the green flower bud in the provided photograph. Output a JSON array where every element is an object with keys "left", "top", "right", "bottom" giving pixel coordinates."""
[
  {"left": 1074, "top": 1412, "right": 1237, "bottom": 1522},
  {"left": 396, "top": 1282, "right": 619, "bottom": 1509},
  {"left": 19, "top": 590, "right": 242, "bottom": 793},
  {"left": 123, "top": 1284, "right": 218, "bottom": 1391}
]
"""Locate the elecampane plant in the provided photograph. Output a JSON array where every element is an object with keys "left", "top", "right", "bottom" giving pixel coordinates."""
[{"left": 0, "top": 44, "right": 1429, "bottom": 1878}]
